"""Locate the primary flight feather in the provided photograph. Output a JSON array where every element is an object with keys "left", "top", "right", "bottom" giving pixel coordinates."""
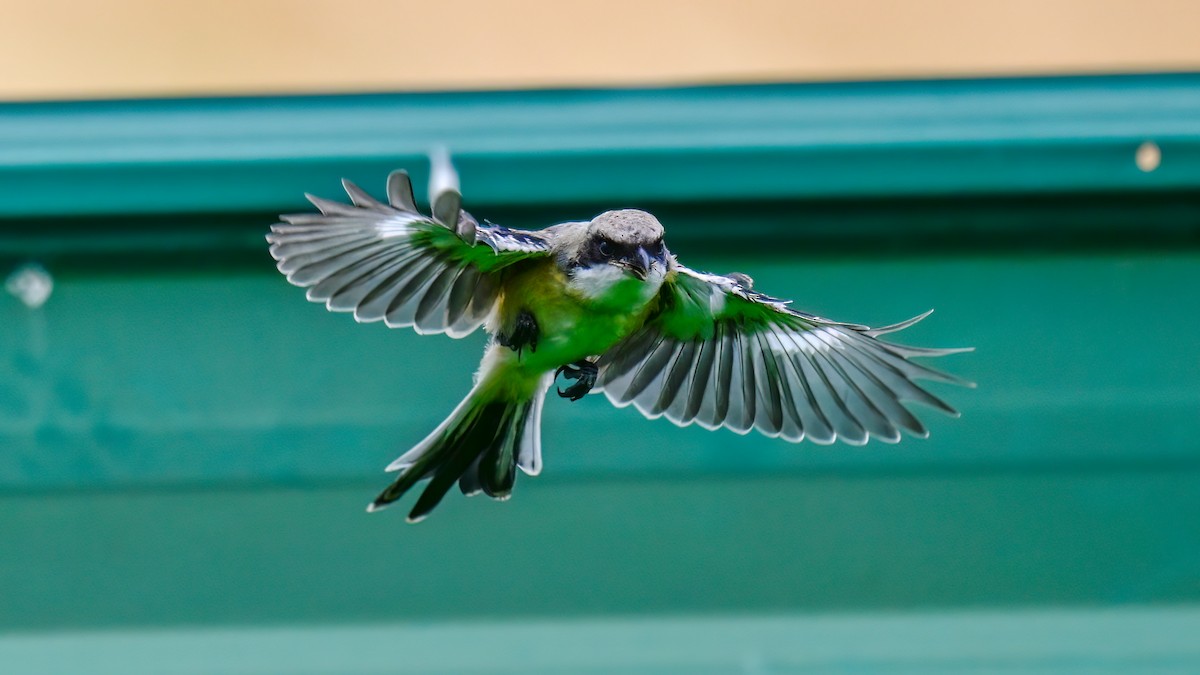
[{"left": 267, "top": 153, "right": 972, "bottom": 522}]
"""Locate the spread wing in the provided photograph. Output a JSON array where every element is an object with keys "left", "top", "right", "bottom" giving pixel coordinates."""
[
  {"left": 267, "top": 164, "right": 550, "bottom": 337},
  {"left": 594, "top": 265, "right": 972, "bottom": 444}
]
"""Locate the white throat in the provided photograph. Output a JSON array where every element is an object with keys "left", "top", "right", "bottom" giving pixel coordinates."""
[{"left": 568, "top": 263, "right": 666, "bottom": 308}]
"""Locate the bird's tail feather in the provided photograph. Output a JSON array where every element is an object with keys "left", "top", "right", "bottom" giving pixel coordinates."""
[{"left": 368, "top": 379, "right": 546, "bottom": 522}]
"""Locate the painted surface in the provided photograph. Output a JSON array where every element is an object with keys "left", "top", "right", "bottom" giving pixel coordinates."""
[{"left": 1, "top": 77, "right": 1198, "bottom": 670}]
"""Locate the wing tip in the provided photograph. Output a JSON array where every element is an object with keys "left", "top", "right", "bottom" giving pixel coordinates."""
[
  {"left": 302, "top": 192, "right": 323, "bottom": 210},
  {"left": 386, "top": 169, "right": 418, "bottom": 211},
  {"left": 929, "top": 346, "right": 975, "bottom": 356},
  {"left": 865, "top": 309, "right": 934, "bottom": 337}
]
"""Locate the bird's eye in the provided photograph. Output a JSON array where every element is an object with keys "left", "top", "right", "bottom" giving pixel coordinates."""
[{"left": 597, "top": 240, "right": 612, "bottom": 257}]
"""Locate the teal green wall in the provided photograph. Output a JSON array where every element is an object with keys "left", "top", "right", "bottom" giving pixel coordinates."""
[
  {"left": 2, "top": 75, "right": 1199, "bottom": 670},
  {"left": 4, "top": 247, "right": 1198, "bottom": 632}
]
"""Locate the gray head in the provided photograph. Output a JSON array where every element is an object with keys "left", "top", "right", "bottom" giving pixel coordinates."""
[
  {"left": 588, "top": 209, "right": 664, "bottom": 245},
  {"left": 568, "top": 209, "right": 669, "bottom": 280}
]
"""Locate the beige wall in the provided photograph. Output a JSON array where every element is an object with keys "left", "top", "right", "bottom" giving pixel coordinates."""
[{"left": 3, "top": 0, "right": 1199, "bottom": 101}]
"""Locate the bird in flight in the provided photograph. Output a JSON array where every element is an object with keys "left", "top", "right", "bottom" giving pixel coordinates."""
[{"left": 268, "top": 152, "right": 971, "bottom": 522}]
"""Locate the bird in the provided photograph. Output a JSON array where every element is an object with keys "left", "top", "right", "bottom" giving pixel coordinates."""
[{"left": 267, "top": 151, "right": 972, "bottom": 523}]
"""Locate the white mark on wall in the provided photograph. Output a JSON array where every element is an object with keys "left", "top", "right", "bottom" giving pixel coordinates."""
[
  {"left": 1136, "top": 141, "right": 1161, "bottom": 173},
  {"left": 6, "top": 262, "right": 54, "bottom": 309}
]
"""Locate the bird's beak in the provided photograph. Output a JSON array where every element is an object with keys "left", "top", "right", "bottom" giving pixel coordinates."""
[{"left": 623, "top": 246, "right": 653, "bottom": 281}]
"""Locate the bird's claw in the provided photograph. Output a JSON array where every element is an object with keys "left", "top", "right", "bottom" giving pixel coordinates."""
[
  {"left": 555, "top": 360, "right": 598, "bottom": 401},
  {"left": 498, "top": 309, "right": 538, "bottom": 358}
]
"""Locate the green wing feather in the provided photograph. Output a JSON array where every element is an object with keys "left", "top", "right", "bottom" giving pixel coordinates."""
[
  {"left": 267, "top": 171, "right": 550, "bottom": 337},
  {"left": 596, "top": 265, "right": 972, "bottom": 444}
]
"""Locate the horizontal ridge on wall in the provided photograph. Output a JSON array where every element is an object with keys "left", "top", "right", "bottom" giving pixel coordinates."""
[{"left": 1, "top": 74, "right": 1199, "bottom": 219}]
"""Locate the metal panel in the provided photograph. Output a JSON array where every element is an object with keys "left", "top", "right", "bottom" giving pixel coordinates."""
[
  {"left": 4, "top": 608, "right": 1200, "bottom": 674},
  {"left": 1, "top": 76, "right": 1198, "bottom": 666},
  {"left": 2, "top": 251, "right": 1198, "bottom": 490},
  {"left": 2, "top": 473, "right": 1199, "bottom": 631},
  {"left": 2, "top": 75, "right": 1200, "bottom": 218}
]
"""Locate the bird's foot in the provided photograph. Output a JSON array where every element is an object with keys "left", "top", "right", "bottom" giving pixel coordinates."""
[
  {"left": 555, "top": 360, "right": 598, "bottom": 401},
  {"left": 498, "top": 309, "right": 539, "bottom": 358}
]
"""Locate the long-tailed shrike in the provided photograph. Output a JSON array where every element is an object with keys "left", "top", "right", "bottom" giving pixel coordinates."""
[{"left": 268, "top": 152, "right": 971, "bottom": 522}]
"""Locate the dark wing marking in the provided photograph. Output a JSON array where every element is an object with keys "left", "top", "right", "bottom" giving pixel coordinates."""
[
  {"left": 595, "top": 265, "right": 972, "bottom": 444},
  {"left": 267, "top": 170, "right": 550, "bottom": 337}
]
